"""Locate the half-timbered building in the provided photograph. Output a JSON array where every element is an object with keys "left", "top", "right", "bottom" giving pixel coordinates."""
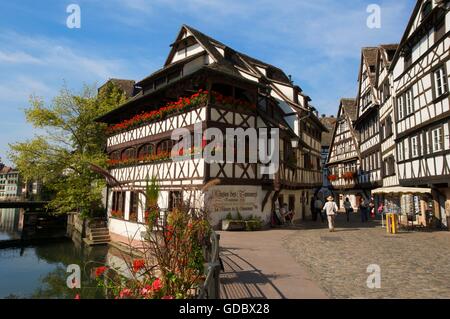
[
  {"left": 318, "top": 115, "right": 337, "bottom": 199},
  {"left": 354, "top": 48, "right": 383, "bottom": 198},
  {"left": 390, "top": 0, "right": 450, "bottom": 227},
  {"left": 377, "top": 44, "right": 399, "bottom": 189},
  {"left": 326, "top": 99, "right": 361, "bottom": 209},
  {"left": 97, "top": 25, "right": 327, "bottom": 239}
]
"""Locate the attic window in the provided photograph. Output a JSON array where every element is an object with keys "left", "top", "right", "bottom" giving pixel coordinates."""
[
  {"left": 421, "top": 1, "right": 432, "bottom": 20},
  {"left": 369, "top": 65, "right": 376, "bottom": 73}
]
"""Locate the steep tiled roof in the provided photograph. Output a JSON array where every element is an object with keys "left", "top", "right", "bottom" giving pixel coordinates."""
[
  {"left": 0, "top": 165, "right": 14, "bottom": 174},
  {"left": 340, "top": 98, "right": 357, "bottom": 122},
  {"left": 362, "top": 47, "right": 379, "bottom": 86},
  {"left": 320, "top": 116, "right": 337, "bottom": 147},
  {"left": 184, "top": 25, "right": 292, "bottom": 85}
]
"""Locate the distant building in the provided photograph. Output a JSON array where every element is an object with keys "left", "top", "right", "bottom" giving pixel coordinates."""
[
  {"left": 326, "top": 99, "right": 361, "bottom": 209},
  {"left": 318, "top": 115, "right": 337, "bottom": 200},
  {"left": 0, "top": 163, "right": 22, "bottom": 200}
]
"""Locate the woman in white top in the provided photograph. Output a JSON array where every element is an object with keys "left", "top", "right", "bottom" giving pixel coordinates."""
[{"left": 323, "top": 195, "right": 338, "bottom": 232}]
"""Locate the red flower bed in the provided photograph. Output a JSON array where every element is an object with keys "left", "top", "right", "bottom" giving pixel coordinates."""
[
  {"left": 106, "top": 90, "right": 256, "bottom": 135},
  {"left": 106, "top": 90, "right": 209, "bottom": 135},
  {"left": 210, "top": 91, "right": 255, "bottom": 110},
  {"left": 107, "top": 151, "right": 170, "bottom": 168}
]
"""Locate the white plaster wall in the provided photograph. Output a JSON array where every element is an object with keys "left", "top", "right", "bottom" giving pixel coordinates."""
[
  {"left": 109, "top": 218, "right": 146, "bottom": 241},
  {"left": 204, "top": 185, "right": 269, "bottom": 227}
]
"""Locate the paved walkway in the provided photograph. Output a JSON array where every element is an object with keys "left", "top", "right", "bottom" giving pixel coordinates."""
[
  {"left": 219, "top": 215, "right": 450, "bottom": 299},
  {"left": 218, "top": 229, "right": 327, "bottom": 299},
  {"left": 285, "top": 214, "right": 450, "bottom": 299}
]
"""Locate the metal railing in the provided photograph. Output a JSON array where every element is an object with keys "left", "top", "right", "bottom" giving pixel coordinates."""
[{"left": 197, "top": 231, "right": 221, "bottom": 299}]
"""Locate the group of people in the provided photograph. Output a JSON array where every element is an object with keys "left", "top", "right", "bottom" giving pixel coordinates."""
[
  {"left": 311, "top": 195, "right": 376, "bottom": 232},
  {"left": 272, "top": 202, "right": 295, "bottom": 226},
  {"left": 272, "top": 195, "right": 376, "bottom": 231}
]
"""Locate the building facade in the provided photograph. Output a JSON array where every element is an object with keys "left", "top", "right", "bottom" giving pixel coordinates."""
[
  {"left": 327, "top": 0, "right": 450, "bottom": 227},
  {"left": 354, "top": 47, "right": 383, "bottom": 199},
  {"left": 326, "top": 99, "right": 361, "bottom": 210},
  {"left": 391, "top": 0, "right": 450, "bottom": 227},
  {"left": 0, "top": 163, "right": 22, "bottom": 200},
  {"left": 97, "top": 25, "right": 327, "bottom": 240},
  {"left": 318, "top": 115, "right": 337, "bottom": 200}
]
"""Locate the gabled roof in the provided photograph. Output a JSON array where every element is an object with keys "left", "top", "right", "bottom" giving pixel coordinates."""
[
  {"left": 390, "top": 0, "right": 426, "bottom": 70},
  {"left": 180, "top": 25, "right": 293, "bottom": 85},
  {"left": 340, "top": 98, "right": 357, "bottom": 122},
  {"left": 0, "top": 165, "right": 15, "bottom": 174},
  {"left": 326, "top": 98, "right": 359, "bottom": 164},
  {"left": 375, "top": 44, "right": 399, "bottom": 85},
  {"left": 97, "top": 24, "right": 323, "bottom": 126},
  {"left": 320, "top": 116, "right": 337, "bottom": 148},
  {"left": 361, "top": 47, "right": 379, "bottom": 88}
]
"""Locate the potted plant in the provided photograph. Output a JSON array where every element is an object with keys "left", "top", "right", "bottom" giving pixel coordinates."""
[
  {"left": 221, "top": 212, "right": 263, "bottom": 231},
  {"left": 221, "top": 212, "right": 246, "bottom": 231}
]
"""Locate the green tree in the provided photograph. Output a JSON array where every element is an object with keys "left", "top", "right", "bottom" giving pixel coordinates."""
[{"left": 8, "top": 82, "right": 126, "bottom": 217}]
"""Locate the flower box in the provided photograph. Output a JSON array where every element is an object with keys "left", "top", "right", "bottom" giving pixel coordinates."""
[
  {"left": 221, "top": 220, "right": 246, "bottom": 231},
  {"left": 343, "top": 172, "right": 356, "bottom": 180},
  {"left": 327, "top": 174, "right": 337, "bottom": 181}
]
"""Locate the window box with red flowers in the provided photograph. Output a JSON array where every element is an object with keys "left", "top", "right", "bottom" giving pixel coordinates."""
[
  {"left": 327, "top": 174, "right": 337, "bottom": 181},
  {"left": 106, "top": 90, "right": 209, "bottom": 136},
  {"left": 343, "top": 171, "right": 356, "bottom": 180},
  {"left": 210, "top": 91, "right": 256, "bottom": 112},
  {"left": 111, "top": 210, "right": 124, "bottom": 219},
  {"left": 107, "top": 151, "right": 171, "bottom": 168}
]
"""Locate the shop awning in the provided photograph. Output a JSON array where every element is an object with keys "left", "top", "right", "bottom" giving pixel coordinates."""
[{"left": 372, "top": 187, "right": 432, "bottom": 195}]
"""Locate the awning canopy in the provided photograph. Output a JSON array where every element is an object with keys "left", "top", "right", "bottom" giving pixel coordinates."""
[{"left": 372, "top": 187, "right": 432, "bottom": 195}]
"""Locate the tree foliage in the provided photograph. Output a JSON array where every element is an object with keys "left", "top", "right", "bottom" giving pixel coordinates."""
[{"left": 9, "top": 82, "right": 126, "bottom": 217}]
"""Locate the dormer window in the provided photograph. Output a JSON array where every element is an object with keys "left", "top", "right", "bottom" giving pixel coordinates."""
[{"left": 421, "top": 1, "right": 432, "bottom": 20}]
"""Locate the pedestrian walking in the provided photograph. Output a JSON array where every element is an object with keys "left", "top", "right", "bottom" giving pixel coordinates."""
[
  {"left": 310, "top": 196, "right": 316, "bottom": 221},
  {"left": 360, "top": 198, "right": 369, "bottom": 222},
  {"left": 343, "top": 197, "right": 353, "bottom": 222},
  {"left": 314, "top": 197, "right": 324, "bottom": 222},
  {"left": 323, "top": 195, "right": 338, "bottom": 232}
]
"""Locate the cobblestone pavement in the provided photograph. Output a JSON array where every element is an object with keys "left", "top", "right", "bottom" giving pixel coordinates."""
[
  {"left": 285, "top": 214, "right": 450, "bottom": 299},
  {"left": 218, "top": 229, "right": 327, "bottom": 299}
]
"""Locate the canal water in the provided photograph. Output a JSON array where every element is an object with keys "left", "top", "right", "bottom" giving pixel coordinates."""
[{"left": 0, "top": 208, "right": 119, "bottom": 299}]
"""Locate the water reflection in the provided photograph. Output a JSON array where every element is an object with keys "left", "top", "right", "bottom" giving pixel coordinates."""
[
  {"left": 0, "top": 208, "right": 23, "bottom": 241},
  {"left": 0, "top": 229, "right": 109, "bottom": 299}
]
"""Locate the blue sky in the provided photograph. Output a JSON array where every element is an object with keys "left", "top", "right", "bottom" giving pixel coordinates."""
[{"left": 0, "top": 0, "right": 416, "bottom": 166}]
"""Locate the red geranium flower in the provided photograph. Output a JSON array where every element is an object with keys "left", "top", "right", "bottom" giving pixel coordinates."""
[
  {"left": 95, "top": 266, "right": 108, "bottom": 277},
  {"left": 161, "top": 295, "right": 174, "bottom": 299},
  {"left": 74, "top": 294, "right": 80, "bottom": 300},
  {"left": 152, "top": 278, "right": 163, "bottom": 292},
  {"left": 133, "top": 259, "right": 145, "bottom": 272},
  {"left": 141, "top": 285, "right": 152, "bottom": 296},
  {"left": 119, "top": 288, "right": 132, "bottom": 299}
]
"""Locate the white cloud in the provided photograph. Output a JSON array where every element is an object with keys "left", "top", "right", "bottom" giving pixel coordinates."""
[{"left": 0, "top": 51, "right": 43, "bottom": 64}]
